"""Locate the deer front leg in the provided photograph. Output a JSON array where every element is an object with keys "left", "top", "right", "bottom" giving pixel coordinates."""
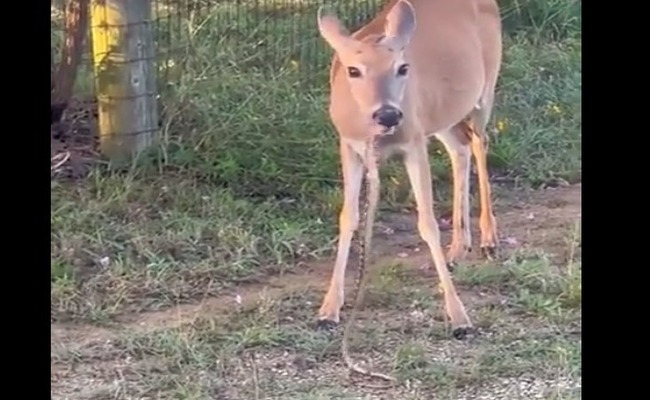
[
  {"left": 317, "top": 142, "right": 364, "bottom": 328},
  {"left": 403, "top": 140, "right": 473, "bottom": 339}
]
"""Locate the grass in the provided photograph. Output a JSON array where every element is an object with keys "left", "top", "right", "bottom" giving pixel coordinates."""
[
  {"left": 52, "top": 250, "right": 581, "bottom": 398},
  {"left": 51, "top": 0, "right": 581, "bottom": 398}
]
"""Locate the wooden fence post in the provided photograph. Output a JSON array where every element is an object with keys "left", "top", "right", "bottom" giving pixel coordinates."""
[{"left": 90, "top": 0, "right": 158, "bottom": 162}]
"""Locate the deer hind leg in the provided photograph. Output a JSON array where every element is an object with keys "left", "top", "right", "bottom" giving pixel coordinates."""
[
  {"left": 403, "top": 139, "right": 473, "bottom": 338},
  {"left": 436, "top": 126, "right": 473, "bottom": 266},
  {"left": 467, "top": 105, "right": 499, "bottom": 260},
  {"left": 317, "top": 141, "right": 364, "bottom": 328}
]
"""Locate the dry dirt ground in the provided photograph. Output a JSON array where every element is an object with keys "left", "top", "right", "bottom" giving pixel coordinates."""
[
  {"left": 51, "top": 98, "right": 103, "bottom": 180},
  {"left": 51, "top": 184, "right": 581, "bottom": 400}
]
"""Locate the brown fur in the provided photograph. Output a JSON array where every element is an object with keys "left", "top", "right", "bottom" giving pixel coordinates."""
[{"left": 317, "top": 0, "right": 503, "bottom": 333}]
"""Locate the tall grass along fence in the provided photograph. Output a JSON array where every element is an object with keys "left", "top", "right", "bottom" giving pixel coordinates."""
[
  {"left": 51, "top": 0, "right": 580, "bottom": 182},
  {"left": 50, "top": 0, "right": 384, "bottom": 164}
]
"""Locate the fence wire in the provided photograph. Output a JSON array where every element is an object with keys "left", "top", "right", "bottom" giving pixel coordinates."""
[
  {"left": 50, "top": 0, "right": 383, "bottom": 162},
  {"left": 51, "top": 0, "right": 383, "bottom": 98},
  {"left": 153, "top": 1, "right": 382, "bottom": 89}
]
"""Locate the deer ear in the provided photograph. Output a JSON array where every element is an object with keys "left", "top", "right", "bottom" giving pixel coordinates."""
[
  {"left": 384, "top": 0, "right": 417, "bottom": 49},
  {"left": 317, "top": 6, "right": 353, "bottom": 52}
]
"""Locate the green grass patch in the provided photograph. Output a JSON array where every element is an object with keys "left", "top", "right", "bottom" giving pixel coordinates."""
[
  {"left": 52, "top": 1, "right": 580, "bottom": 397},
  {"left": 51, "top": 0, "right": 580, "bottom": 326},
  {"left": 53, "top": 249, "right": 581, "bottom": 398}
]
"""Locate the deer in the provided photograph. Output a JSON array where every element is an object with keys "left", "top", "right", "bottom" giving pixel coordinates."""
[{"left": 315, "top": 0, "right": 503, "bottom": 339}]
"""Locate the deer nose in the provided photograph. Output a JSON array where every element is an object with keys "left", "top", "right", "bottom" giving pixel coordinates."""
[{"left": 372, "top": 105, "right": 403, "bottom": 128}]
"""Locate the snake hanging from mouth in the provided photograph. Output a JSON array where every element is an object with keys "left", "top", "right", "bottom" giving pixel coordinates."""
[{"left": 340, "top": 135, "right": 397, "bottom": 384}]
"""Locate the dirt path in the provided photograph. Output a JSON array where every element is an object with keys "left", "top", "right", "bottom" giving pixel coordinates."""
[
  {"left": 52, "top": 184, "right": 580, "bottom": 339},
  {"left": 51, "top": 184, "right": 581, "bottom": 399}
]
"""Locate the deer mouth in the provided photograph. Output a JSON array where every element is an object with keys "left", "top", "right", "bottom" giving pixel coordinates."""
[
  {"left": 379, "top": 125, "right": 397, "bottom": 136},
  {"left": 367, "top": 120, "right": 398, "bottom": 137}
]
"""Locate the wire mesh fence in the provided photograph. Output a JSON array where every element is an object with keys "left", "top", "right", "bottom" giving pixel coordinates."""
[
  {"left": 50, "top": 0, "right": 384, "bottom": 164},
  {"left": 50, "top": 0, "right": 580, "bottom": 156},
  {"left": 151, "top": 0, "right": 382, "bottom": 83},
  {"left": 50, "top": 0, "right": 385, "bottom": 104}
]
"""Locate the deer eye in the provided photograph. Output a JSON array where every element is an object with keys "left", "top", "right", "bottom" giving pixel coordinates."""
[
  {"left": 347, "top": 66, "right": 362, "bottom": 78},
  {"left": 397, "top": 63, "right": 409, "bottom": 76}
]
